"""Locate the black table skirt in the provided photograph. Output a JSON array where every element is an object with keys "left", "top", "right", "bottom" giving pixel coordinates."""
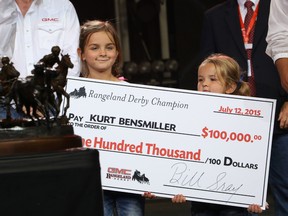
[{"left": 0, "top": 149, "right": 103, "bottom": 216}]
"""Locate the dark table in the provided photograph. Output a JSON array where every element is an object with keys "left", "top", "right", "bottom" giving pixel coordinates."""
[{"left": 0, "top": 149, "right": 103, "bottom": 216}]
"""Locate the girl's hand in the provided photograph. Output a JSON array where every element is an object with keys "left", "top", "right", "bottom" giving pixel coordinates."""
[
  {"left": 171, "top": 194, "right": 186, "bottom": 203},
  {"left": 143, "top": 192, "right": 156, "bottom": 199},
  {"left": 247, "top": 204, "right": 263, "bottom": 214}
]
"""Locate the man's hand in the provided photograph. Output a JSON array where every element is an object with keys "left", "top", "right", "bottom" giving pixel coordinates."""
[{"left": 278, "top": 102, "right": 288, "bottom": 129}]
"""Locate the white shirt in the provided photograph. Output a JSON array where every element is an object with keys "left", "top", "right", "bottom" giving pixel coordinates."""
[
  {"left": 0, "top": 0, "right": 80, "bottom": 77},
  {"left": 266, "top": 0, "right": 288, "bottom": 62}
]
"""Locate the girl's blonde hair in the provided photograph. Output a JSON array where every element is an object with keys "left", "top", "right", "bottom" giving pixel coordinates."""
[
  {"left": 200, "top": 53, "right": 251, "bottom": 96},
  {"left": 78, "top": 20, "right": 123, "bottom": 78}
]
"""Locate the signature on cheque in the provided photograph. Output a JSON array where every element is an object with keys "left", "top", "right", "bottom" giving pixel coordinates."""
[{"left": 168, "top": 162, "right": 243, "bottom": 201}]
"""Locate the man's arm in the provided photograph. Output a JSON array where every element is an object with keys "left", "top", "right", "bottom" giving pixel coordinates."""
[
  {"left": 266, "top": 0, "right": 288, "bottom": 92},
  {"left": 0, "top": 1, "right": 17, "bottom": 58},
  {"left": 266, "top": 0, "right": 288, "bottom": 61},
  {"left": 275, "top": 58, "right": 288, "bottom": 92},
  {"left": 62, "top": 0, "right": 80, "bottom": 77}
]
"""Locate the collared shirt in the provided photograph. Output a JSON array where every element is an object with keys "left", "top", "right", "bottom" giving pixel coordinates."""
[
  {"left": 0, "top": 0, "right": 17, "bottom": 60},
  {"left": 0, "top": 0, "right": 80, "bottom": 77},
  {"left": 266, "top": 0, "right": 288, "bottom": 62},
  {"left": 237, "top": 0, "right": 259, "bottom": 23}
]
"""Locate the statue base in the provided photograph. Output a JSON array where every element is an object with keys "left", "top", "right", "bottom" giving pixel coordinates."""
[{"left": 0, "top": 120, "right": 82, "bottom": 156}]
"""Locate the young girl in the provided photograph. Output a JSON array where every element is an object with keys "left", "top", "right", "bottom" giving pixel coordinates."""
[
  {"left": 172, "top": 54, "right": 268, "bottom": 215},
  {"left": 197, "top": 53, "right": 250, "bottom": 96},
  {"left": 77, "top": 20, "right": 145, "bottom": 216},
  {"left": 78, "top": 20, "right": 123, "bottom": 81}
]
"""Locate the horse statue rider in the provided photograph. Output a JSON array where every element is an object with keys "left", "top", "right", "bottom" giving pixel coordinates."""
[
  {"left": 38, "top": 45, "right": 61, "bottom": 69},
  {"left": 0, "top": 56, "right": 21, "bottom": 120},
  {"left": 0, "top": 56, "right": 20, "bottom": 95}
]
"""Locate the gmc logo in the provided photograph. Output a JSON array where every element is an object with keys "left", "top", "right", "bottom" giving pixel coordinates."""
[
  {"left": 107, "top": 167, "right": 131, "bottom": 175},
  {"left": 42, "top": 18, "right": 59, "bottom": 22}
]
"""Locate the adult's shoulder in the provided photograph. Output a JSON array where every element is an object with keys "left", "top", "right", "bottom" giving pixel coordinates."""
[{"left": 204, "top": 0, "right": 236, "bottom": 17}]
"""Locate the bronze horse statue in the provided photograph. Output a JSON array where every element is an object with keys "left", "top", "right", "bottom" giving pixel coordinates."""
[
  {"left": 0, "top": 57, "right": 20, "bottom": 120},
  {"left": 7, "top": 63, "right": 51, "bottom": 123},
  {"left": 0, "top": 57, "right": 20, "bottom": 96},
  {"left": 7, "top": 54, "right": 73, "bottom": 125},
  {"left": 49, "top": 53, "right": 74, "bottom": 117}
]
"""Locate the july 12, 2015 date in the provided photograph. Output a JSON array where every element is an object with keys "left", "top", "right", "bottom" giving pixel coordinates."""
[{"left": 217, "top": 105, "right": 261, "bottom": 116}]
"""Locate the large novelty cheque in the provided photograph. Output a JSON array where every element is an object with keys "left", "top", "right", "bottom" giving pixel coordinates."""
[{"left": 65, "top": 76, "right": 275, "bottom": 209}]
